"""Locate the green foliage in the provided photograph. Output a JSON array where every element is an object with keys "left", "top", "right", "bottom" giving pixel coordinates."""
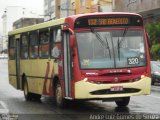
[
  {"left": 150, "top": 44, "right": 160, "bottom": 60},
  {"left": 145, "top": 22, "right": 160, "bottom": 59}
]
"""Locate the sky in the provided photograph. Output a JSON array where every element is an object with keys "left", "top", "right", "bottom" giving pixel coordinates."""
[
  {"left": 0, "top": 0, "right": 44, "bottom": 35},
  {"left": 0, "top": 0, "right": 44, "bottom": 14}
]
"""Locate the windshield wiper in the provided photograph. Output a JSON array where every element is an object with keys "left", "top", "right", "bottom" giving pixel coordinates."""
[
  {"left": 117, "top": 28, "right": 128, "bottom": 61},
  {"left": 118, "top": 28, "right": 128, "bottom": 46},
  {"left": 117, "top": 37, "right": 120, "bottom": 61},
  {"left": 104, "top": 35, "right": 111, "bottom": 59},
  {"left": 91, "top": 28, "right": 111, "bottom": 59}
]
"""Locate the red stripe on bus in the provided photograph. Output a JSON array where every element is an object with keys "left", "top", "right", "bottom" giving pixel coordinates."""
[{"left": 42, "top": 62, "right": 50, "bottom": 95}]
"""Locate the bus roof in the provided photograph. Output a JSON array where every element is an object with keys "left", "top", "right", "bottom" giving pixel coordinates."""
[
  {"left": 66, "top": 12, "right": 142, "bottom": 20},
  {"left": 66, "top": 12, "right": 143, "bottom": 29},
  {"left": 8, "top": 17, "right": 65, "bottom": 36}
]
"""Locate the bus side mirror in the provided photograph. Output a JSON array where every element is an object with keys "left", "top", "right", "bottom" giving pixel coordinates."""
[
  {"left": 62, "top": 25, "right": 75, "bottom": 48},
  {"left": 70, "top": 35, "right": 76, "bottom": 57},
  {"left": 67, "top": 28, "right": 75, "bottom": 48},
  {"left": 146, "top": 33, "right": 152, "bottom": 49},
  {"left": 70, "top": 35, "right": 75, "bottom": 48}
]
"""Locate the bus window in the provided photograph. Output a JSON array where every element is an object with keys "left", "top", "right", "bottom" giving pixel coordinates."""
[
  {"left": 55, "top": 28, "right": 61, "bottom": 42},
  {"left": 50, "top": 28, "right": 61, "bottom": 58},
  {"left": 29, "top": 31, "right": 38, "bottom": 58},
  {"left": 21, "top": 34, "right": 28, "bottom": 59},
  {"left": 9, "top": 36, "right": 16, "bottom": 60},
  {"left": 39, "top": 29, "right": 49, "bottom": 58}
]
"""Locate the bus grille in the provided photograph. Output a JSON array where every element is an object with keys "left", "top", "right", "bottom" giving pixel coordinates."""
[{"left": 90, "top": 88, "right": 140, "bottom": 95}]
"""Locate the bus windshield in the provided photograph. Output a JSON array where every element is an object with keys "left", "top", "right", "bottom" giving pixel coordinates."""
[{"left": 76, "top": 29, "right": 146, "bottom": 69}]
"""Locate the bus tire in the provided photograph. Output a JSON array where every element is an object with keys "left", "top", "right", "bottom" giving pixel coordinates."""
[
  {"left": 151, "top": 79, "right": 155, "bottom": 85},
  {"left": 23, "top": 78, "right": 33, "bottom": 101},
  {"left": 55, "top": 83, "right": 65, "bottom": 108},
  {"left": 33, "top": 94, "right": 41, "bottom": 101},
  {"left": 115, "top": 97, "right": 130, "bottom": 107}
]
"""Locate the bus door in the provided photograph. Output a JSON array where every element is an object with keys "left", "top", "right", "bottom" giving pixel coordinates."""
[
  {"left": 15, "top": 35, "right": 21, "bottom": 89},
  {"left": 63, "top": 31, "right": 72, "bottom": 98}
]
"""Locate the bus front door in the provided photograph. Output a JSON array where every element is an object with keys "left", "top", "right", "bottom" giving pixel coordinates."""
[{"left": 63, "top": 32, "right": 72, "bottom": 98}]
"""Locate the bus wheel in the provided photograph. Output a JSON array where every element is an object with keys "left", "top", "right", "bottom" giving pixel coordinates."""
[
  {"left": 33, "top": 94, "right": 41, "bottom": 100},
  {"left": 151, "top": 79, "right": 155, "bottom": 85},
  {"left": 115, "top": 97, "right": 130, "bottom": 107},
  {"left": 23, "top": 79, "right": 32, "bottom": 100},
  {"left": 55, "top": 83, "right": 65, "bottom": 107}
]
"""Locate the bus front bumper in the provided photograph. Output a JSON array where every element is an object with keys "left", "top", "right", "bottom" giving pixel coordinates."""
[{"left": 74, "top": 77, "right": 151, "bottom": 99}]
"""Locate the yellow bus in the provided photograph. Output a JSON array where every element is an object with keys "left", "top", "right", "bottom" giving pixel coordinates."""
[{"left": 8, "top": 12, "right": 151, "bottom": 107}]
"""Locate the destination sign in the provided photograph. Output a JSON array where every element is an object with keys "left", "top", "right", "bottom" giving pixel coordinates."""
[
  {"left": 74, "top": 16, "right": 143, "bottom": 28},
  {"left": 88, "top": 18, "right": 129, "bottom": 26}
]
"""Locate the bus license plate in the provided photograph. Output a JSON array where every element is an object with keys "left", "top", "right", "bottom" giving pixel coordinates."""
[{"left": 110, "top": 86, "right": 123, "bottom": 91}]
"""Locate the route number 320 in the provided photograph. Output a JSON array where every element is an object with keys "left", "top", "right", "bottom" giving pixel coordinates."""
[{"left": 127, "top": 57, "right": 139, "bottom": 65}]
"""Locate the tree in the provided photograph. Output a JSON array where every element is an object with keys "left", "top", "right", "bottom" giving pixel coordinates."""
[{"left": 145, "top": 22, "right": 160, "bottom": 60}]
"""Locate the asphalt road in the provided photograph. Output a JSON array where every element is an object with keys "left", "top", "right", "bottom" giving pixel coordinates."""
[{"left": 0, "top": 59, "right": 160, "bottom": 120}]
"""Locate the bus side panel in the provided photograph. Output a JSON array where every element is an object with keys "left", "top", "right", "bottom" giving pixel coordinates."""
[
  {"left": 20, "top": 59, "right": 43, "bottom": 94},
  {"left": 20, "top": 59, "right": 58, "bottom": 96},
  {"left": 35, "top": 59, "right": 58, "bottom": 96},
  {"left": 35, "top": 59, "right": 51, "bottom": 95},
  {"left": 20, "top": 60, "right": 30, "bottom": 90},
  {"left": 8, "top": 60, "right": 17, "bottom": 89}
]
